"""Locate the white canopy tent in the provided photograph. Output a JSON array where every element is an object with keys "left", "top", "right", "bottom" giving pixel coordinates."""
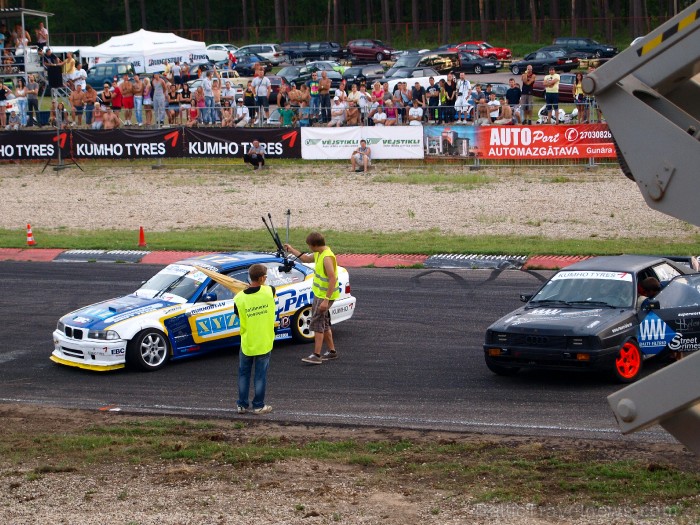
[{"left": 81, "top": 29, "right": 208, "bottom": 73}]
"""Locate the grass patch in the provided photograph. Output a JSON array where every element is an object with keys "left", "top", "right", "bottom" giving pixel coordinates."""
[
  {"left": 4, "top": 226, "right": 700, "bottom": 257},
  {"left": 5, "top": 416, "right": 699, "bottom": 513},
  {"left": 373, "top": 172, "right": 493, "bottom": 188}
]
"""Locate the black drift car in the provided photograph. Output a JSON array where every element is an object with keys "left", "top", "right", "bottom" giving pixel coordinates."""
[{"left": 484, "top": 255, "right": 695, "bottom": 383}]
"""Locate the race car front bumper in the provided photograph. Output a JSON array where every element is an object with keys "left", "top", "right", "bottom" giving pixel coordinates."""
[{"left": 52, "top": 330, "right": 127, "bottom": 371}]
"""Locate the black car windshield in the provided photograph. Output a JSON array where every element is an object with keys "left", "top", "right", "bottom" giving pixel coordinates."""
[
  {"left": 136, "top": 264, "right": 208, "bottom": 303},
  {"left": 530, "top": 270, "right": 635, "bottom": 308},
  {"left": 655, "top": 275, "right": 700, "bottom": 308}
]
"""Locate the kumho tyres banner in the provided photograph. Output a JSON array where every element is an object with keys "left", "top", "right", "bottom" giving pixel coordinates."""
[
  {"left": 72, "top": 128, "right": 183, "bottom": 158},
  {"left": 424, "top": 123, "right": 616, "bottom": 159},
  {"left": 183, "top": 128, "right": 301, "bottom": 158},
  {"left": 301, "top": 126, "right": 424, "bottom": 160},
  {"left": 0, "top": 130, "right": 71, "bottom": 160},
  {"left": 0, "top": 128, "right": 301, "bottom": 161}
]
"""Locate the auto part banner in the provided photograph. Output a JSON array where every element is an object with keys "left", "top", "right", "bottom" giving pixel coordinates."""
[
  {"left": 301, "top": 126, "right": 424, "bottom": 160},
  {"left": 0, "top": 127, "right": 301, "bottom": 161},
  {"left": 424, "top": 124, "right": 617, "bottom": 159},
  {"left": 0, "top": 130, "right": 71, "bottom": 161}
]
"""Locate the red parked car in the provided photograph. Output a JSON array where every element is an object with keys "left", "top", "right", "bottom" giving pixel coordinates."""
[{"left": 454, "top": 41, "right": 512, "bottom": 60}]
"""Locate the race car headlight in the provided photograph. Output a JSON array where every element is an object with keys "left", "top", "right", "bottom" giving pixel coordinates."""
[
  {"left": 88, "top": 329, "right": 121, "bottom": 340},
  {"left": 57, "top": 320, "right": 65, "bottom": 332}
]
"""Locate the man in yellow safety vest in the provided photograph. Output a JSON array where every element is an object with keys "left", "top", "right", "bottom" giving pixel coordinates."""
[
  {"left": 284, "top": 232, "right": 339, "bottom": 365},
  {"left": 234, "top": 263, "right": 277, "bottom": 414}
]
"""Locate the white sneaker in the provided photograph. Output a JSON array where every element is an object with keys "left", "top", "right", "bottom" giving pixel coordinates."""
[
  {"left": 252, "top": 405, "right": 272, "bottom": 415},
  {"left": 138, "top": 122, "right": 143, "bottom": 127}
]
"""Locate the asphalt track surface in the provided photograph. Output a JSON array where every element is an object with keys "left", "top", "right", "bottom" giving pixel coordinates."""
[{"left": 0, "top": 261, "right": 673, "bottom": 444}]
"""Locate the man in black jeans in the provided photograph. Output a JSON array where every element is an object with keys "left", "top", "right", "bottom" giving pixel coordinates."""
[{"left": 244, "top": 139, "right": 265, "bottom": 170}]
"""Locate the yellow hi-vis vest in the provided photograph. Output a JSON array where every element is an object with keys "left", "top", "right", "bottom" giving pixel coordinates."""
[
  {"left": 313, "top": 248, "right": 340, "bottom": 300},
  {"left": 234, "top": 285, "right": 276, "bottom": 356}
]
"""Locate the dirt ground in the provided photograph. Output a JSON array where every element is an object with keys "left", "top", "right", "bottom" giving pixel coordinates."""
[{"left": 1, "top": 404, "right": 698, "bottom": 525}]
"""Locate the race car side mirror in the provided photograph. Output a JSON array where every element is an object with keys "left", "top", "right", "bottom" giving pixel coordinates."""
[
  {"left": 520, "top": 294, "right": 532, "bottom": 302},
  {"left": 200, "top": 292, "right": 217, "bottom": 302}
]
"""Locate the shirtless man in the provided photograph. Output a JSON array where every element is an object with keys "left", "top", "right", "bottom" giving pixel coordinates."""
[
  {"left": 132, "top": 74, "right": 144, "bottom": 126},
  {"left": 69, "top": 85, "right": 85, "bottom": 126},
  {"left": 474, "top": 96, "right": 491, "bottom": 126},
  {"left": 102, "top": 107, "right": 121, "bottom": 129},
  {"left": 120, "top": 74, "right": 134, "bottom": 125}
]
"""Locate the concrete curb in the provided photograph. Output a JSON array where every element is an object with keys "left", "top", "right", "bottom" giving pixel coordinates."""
[{"left": 0, "top": 248, "right": 589, "bottom": 270}]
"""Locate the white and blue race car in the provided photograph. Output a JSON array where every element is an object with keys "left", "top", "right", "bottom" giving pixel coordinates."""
[{"left": 52, "top": 252, "right": 356, "bottom": 372}]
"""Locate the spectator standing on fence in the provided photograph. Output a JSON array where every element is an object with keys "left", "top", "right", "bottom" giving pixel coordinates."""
[
  {"left": 252, "top": 68, "right": 271, "bottom": 124},
  {"left": 202, "top": 70, "right": 215, "bottom": 125},
  {"left": 35, "top": 22, "right": 48, "bottom": 50},
  {"left": 574, "top": 72, "right": 587, "bottom": 123},
  {"left": 73, "top": 62, "right": 87, "bottom": 90},
  {"left": 142, "top": 76, "right": 153, "bottom": 126},
  {"left": 152, "top": 72, "right": 167, "bottom": 126},
  {"left": 63, "top": 51, "right": 76, "bottom": 86},
  {"left": 172, "top": 61, "right": 182, "bottom": 85},
  {"left": 26, "top": 74, "right": 39, "bottom": 126},
  {"left": 454, "top": 72, "right": 471, "bottom": 123},
  {"left": 244, "top": 80, "right": 257, "bottom": 124},
  {"left": 84, "top": 84, "right": 98, "bottom": 127},
  {"left": 111, "top": 81, "right": 123, "bottom": 122},
  {"left": 69, "top": 84, "right": 85, "bottom": 127},
  {"left": 426, "top": 76, "right": 439, "bottom": 123},
  {"left": 179, "top": 82, "right": 192, "bottom": 124},
  {"left": 213, "top": 78, "right": 223, "bottom": 124},
  {"left": 520, "top": 65, "right": 536, "bottom": 125},
  {"left": 306, "top": 71, "right": 321, "bottom": 122},
  {"left": 132, "top": 74, "right": 144, "bottom": 126},
  {"left": 288, "top": 83, "right": 301, "bottom": 109},
  {"left": 543, "top": 67, "right": 560, "bottom": 125},
  {"left": 14, "top": 77, "right": 28, "bottom": 127},
  {"left": 319, "top": 71, "right": 332, "bottom": 123},
  {"left": 120, "top": 74, "right": 134, "bottom": 126},
  {"left": 505, "top": 78, "right": 522, "bottom": 124}
]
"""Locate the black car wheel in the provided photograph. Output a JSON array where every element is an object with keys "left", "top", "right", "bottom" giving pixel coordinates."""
[
  {"left": 613, "top": 340, "right": 642, "bottom": 383},
  {"left": 594, "top": 50, "right": 602, "bottom": 58},
  {"left": 291, "top": 305, "right": 314, "bottom": 343},
  {"left": 127, "top": 329, "right": 170, "bottom": 371},
  {"left": 510, "top": 64, "right": 521, "bottom": 75},
  {"left": 474, "top": 65, "right": 483, "bottom": 74},
  {"left": 375, "top": 52, "right": 384, "bottom": 62},
  {"left": 485, "top": 359, "right": 520, "bottom": 377}
]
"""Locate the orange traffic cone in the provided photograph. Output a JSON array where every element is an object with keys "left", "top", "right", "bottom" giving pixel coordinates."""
[
  {"left": 26, "top": 223, "right": 36, "bottom": 246},
  {"left": 138, "top": 226, "right": 147, "bottom": 247}
]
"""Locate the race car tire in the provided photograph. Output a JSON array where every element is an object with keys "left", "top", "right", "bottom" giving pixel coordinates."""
[
  {"left": 291, "top": 305, "right": 314, "bottom": 343},
  {"left": 127, "top": 329, "right": 170, "bottom": 371},
  {"left": 613, "top": 340, "right": 642, "bottom": 383},
  {"left": 485, "top": 359, "right": 520, "bottom": 376}
]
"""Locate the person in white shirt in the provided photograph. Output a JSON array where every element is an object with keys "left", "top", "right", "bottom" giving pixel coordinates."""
[
  {"left": 372, "top": 106, "right": 387, "bottom": 126},
  {"left": 233, "top": 98, "right": 250, "bottom": 127},
  {"left": 73, "top": 63, "right": 87, "bottom": 90},
  {"left": 487, "top": 93, "right": 501, "bottom": 122},
  {"left": 455, "top": 72, "right": 472, "bottom": 123},
  {"left": 327, "top": 96, "right": 346, "bottom": 127},
  {"left": 222, "top": 81, "right": 237, "bottom": 106},
  {"left": 408, "top": 98, "right": 423, "bottom": 126}
]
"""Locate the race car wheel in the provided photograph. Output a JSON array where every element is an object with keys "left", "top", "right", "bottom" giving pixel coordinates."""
[
  {"left": 485, "top": 359, "right": 520, "bottom": 377},
  {"left": 474, "top": 65, "right": 483, "bottom": 74},
  {"left": 613, "top": 341, "right": 642, "bottom": 383},
  {"left": 510, "top": 64, "right": 520, "bottom": 75},
  {"left": 127, "top": 329, "right": 170, "bottom": 371},
  {"left": 291, "top": 305, "right": 315, "bottom": 343}
]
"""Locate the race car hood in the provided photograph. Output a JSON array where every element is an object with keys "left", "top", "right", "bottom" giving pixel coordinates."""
[
  {"left": 491, "top": 306, "right": 633, "bottom": 336},
  {"left": 60, "top": 295, "right": 177, "bottom": 331}
]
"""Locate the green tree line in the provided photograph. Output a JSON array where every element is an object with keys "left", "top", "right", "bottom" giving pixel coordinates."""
[{"left": 7, "top": 0, "right": 695, "bottom": 47}]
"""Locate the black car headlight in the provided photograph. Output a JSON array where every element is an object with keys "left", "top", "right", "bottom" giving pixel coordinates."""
[{"left": 88, "top": 329, "right": 121, "bottom": 340}]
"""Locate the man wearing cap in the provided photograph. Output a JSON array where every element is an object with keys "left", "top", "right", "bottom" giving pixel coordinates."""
[
  {"left": 327, "top": 96, "right": 346, "bottom": 127},
  {"left": 233, "top": 98, "right": 250, "bottom": 127}
]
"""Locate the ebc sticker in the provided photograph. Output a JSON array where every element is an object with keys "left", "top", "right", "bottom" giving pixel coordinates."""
[
  {"left": 194, "top": 312, "right": 239, "bottom": 337},
  {"left": 637, "top": 312, "right": 676, "bottom": 354}
]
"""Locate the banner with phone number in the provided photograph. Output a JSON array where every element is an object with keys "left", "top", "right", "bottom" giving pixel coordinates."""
[{"left": 472, "top": 124, "right": 616, "bottom": 159}]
